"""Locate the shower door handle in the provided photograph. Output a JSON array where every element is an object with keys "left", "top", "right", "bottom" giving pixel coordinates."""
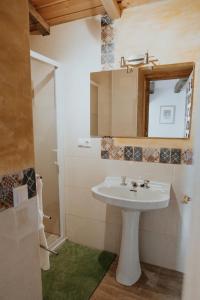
[
  {"left": 54, "top": 161, "right": 59, "bottom": 173},
  {"left": 52, "top": 149, "right": 58, "bottom": 153}
]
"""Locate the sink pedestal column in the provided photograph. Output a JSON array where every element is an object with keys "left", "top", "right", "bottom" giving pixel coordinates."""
[{"left": 116, "top": 209, "right": 141, "bottom": 286}]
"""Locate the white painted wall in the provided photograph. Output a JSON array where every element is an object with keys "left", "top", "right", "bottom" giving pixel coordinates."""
[
  {"left": 183, "top": 64, "right": 200, "bottom": 299},
  {"left": 149, "top": 79, "right": 186, "bottom": 138},
  {"left": 30, "top": 16, "right": 192, "bottom": 272}
]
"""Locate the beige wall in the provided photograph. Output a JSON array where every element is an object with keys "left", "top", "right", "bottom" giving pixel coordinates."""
[
  {"left": 91, "top": 71, "right": 112, "bottom": 136},
  {"left": 111, "top": 69, "right": 138, "bottom": 137},
  {"left": 0, "top": 2, "right": 42, "bottom": 299},
  {"left": 91, "top": 69, "right": 138, "bottom": 137},
  {"left": 90, "top": 83, "right": 98, "bottom": 136},
  {"left": 114, "top": 0, "right": 200, "bottom": 148},
  {"left": 0, "top": 0, "right": 34, "bottom": 175}
]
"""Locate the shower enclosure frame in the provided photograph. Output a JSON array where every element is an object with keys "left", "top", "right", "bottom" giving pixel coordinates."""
[{"left": 30, "top": 50, "right": 66, "bottom": 249}]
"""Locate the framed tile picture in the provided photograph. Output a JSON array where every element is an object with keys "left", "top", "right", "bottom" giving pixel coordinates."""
[{"left": 159, "top": 105, "right": 176, "bottom": 124}]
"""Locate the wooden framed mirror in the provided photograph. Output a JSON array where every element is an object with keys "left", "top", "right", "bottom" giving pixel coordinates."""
[{"left": 90, "top": 62, "right": 194, "bottom": 139}]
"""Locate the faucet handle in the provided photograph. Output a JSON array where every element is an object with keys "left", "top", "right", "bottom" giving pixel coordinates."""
[
  {"left": 131, "top": 181, "right": 138, "bottom": 188},
  {"left": 121, "top": 176, "right": 127, "bottom": 186},
  {"left": 144, "top": 179, "right": 150, "bottom": 188}
]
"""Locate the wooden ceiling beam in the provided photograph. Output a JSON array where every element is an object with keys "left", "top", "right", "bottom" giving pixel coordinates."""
[
  {"left": 101, "top": 0, "right": 121, "bottom": 19},
  {"left": 31, "top": 0, "right": 66, "bottom": 9},
  {"left": 46, "top": 6, "right": 105, "bottom": 26},
  {"left": 29, "top": 2, "right": 50, "bottom": 35},
  {"left": 174, "top": 78, "right": 188, "bottom": 93},
  {"left": 36, "top": 0, "right": 103, "bottom": 20},
  {"left": 120, "top": 0, "right": 162, "bottom": 9}
]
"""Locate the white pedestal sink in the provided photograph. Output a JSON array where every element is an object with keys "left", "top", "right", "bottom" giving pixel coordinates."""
[{"left": 92, "top": 177, "right": 171, "bottom": 286}]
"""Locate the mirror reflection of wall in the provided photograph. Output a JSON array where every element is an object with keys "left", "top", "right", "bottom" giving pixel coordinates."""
[
  {"left": 90, "top": 81, "right": 99, "bottom": 136},
  {"left": 90, "top": 63, "right": 194, "bottom": 139},
  {"left": 90, "top": 69, "right": 138, "bottom": 137},
  {"left": 148, "top": 77, "right": 190, "bottom": 138}
]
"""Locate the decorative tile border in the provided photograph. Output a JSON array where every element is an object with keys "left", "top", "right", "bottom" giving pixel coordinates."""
[
  {"left": 101, "top": 15, "right": 115, "bottom": 70},
  {"left": 101, "top": 138, "right": 193, "bottom": 165},
  {"left": 0, "top": 168, "right": 36, "bottom": 211}
]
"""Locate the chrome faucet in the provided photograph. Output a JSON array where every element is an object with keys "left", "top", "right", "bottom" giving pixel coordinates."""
[
  {"left": 121, "top": 176, "right": 127, "bottom": 186},
  {"left": 142, "top": 179, "right": 150, "bottom": 189},
  {"left": 131, "top": 181, "right": 138, "bottom": 188}
]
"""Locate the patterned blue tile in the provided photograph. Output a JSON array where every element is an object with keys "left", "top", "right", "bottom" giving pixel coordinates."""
[
  {"left": 22, "top": 168, "right": 36, "bottom": 198},
  {"left": 160, "top": 148, "right": 171, "bottom": 164},
  {"left": 101, "top": 14, "right": 114, "bottom": 70},
  {"left": 101, "top": 15, "right": 113, "bottom": 26},
  {"left": 134, "top": 147, "right": 143, "bottom": 162},
  {"left": 101, "top": 150, "right": 109, "bottom": 159},
  {"left": 171, "top": 149, "right": 182, "bottom": 164},
  {"left": 100, "top": 138, "right": 192, "bottom": 165},
  {"left": 101, "top": 43, "right": 114, "bottom": 56},
  {"left": 124, "top": 146, "right": 133, "bottom": 161},
  {"left": 101, "top": 53, "right": 114, "bottom": 65}
]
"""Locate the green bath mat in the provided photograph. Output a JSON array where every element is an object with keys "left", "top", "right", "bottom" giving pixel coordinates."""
[{"left": 42, "top": 240, "right": 116, "bottom": 300}]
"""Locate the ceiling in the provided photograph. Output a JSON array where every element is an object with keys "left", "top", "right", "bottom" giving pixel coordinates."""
[
  {"left": 30, "top": 0, "right": 107, "bottom": 27},
  {"left": 29, "top": 0, "right": 159, "bottom": 35}
]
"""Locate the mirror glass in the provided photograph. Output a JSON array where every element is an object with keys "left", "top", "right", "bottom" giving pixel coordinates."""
[{"left": 90, "top": 63, "right": 193, "bottom": 139}]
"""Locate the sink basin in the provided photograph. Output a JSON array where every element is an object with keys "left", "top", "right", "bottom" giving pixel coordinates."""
[
  {"left": 92, "top": 177, "right": 171, "bottom": 286},
  {"left": 92, "top": 177, "right": 170, "bottom": 211}
]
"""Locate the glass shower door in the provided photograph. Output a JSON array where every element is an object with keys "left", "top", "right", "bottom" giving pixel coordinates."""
[{"left": 31, "top": 58, "right": 60, "bottom": 241}]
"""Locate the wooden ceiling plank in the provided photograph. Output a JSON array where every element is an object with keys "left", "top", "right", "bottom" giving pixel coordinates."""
[
  {"left": 101, "top": 0, "right": 121, "bottom": 19},
  {"left": 46, "top": 5, "right": 105, "bottom": 26},
  {"left": 37, "top": 0, "right": 102, "bottom": 20},
  {"left": 29, "top": 1, "right": 50, "bottom": 35},
  {"left": 120, "top": 0, "right": 161, "bottom": 9},
  {"left": 31, "top": 0, "right": 67, "bottom": 9}
]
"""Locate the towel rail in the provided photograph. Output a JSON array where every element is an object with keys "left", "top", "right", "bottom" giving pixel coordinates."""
[
  {"left": 43, "top": 214, "right": 52, "bottom": 220},
  {"left": 40, "top": 244, "right": 58, "bottom": 255}
]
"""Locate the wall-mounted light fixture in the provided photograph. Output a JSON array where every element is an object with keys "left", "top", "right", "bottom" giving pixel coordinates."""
[{"left": 120, "top": 51, "right": 159, "bottom": 73}]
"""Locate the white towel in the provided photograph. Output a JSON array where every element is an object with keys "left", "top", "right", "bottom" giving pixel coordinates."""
[{"left": 36, "top": 175, "right": 50, "bottom": 271}]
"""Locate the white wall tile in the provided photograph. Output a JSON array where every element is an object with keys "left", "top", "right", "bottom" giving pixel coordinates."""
[
  {"left": 65, "top": 156, "right": 107, "bottom": 188},
  {"left": 66, "top": 214, "right": 121, "bottom": 253},
  {"left": 66, "top": 186, "right": 122, "bottom": 225},
  {"left": 140, "top": 192, "right": 181, "bottom": 237},
  {"left": 66, "top": 186, "right": 107, "bottom": 222},
  {"left": 140, "top": 230, "right": 179, "bottom": 271},
  {"left": 104, "top": 160, "right": 174, "bottom": 182}
]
